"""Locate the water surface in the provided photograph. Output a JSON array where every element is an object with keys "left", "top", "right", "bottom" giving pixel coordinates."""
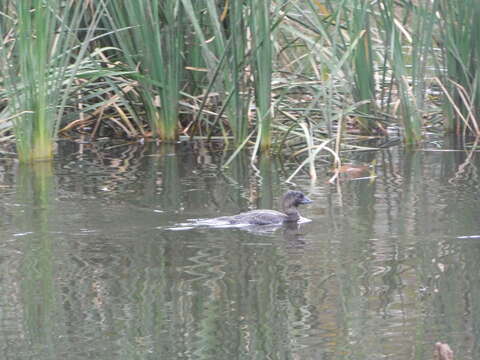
[{"left": 1, "top": 140, "right": 480, "bottom": 359}]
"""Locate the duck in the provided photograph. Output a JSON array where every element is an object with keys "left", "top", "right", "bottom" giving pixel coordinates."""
[{"left": 214, "top": 190, "right": 312, "bottom": 226}]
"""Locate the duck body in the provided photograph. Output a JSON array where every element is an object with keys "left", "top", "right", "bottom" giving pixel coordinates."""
[
  {"left": 212, "top": 190, "right": 312, "bottom": 226},
  {"left": 217, "top": 209, "right": 289, "bottom": 225}
]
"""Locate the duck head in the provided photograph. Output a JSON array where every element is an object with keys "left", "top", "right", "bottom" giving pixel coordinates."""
[{"left": 282, "top": 190, "right": 312, "bottom": 221}]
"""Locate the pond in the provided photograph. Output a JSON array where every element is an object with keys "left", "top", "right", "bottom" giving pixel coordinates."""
[{"left": 0, "top": 139, "right": 479, "bottom": 360}]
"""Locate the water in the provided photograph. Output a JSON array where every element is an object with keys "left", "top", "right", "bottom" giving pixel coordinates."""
[{"left": 1, "top": 140, "right": 480, "bottom": 360}]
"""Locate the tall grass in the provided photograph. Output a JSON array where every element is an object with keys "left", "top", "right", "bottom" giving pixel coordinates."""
[
  {"left": 1, "top": 0, "right": 479, "bottom": 166},
  {"left": 437, "top": 0, "right": 480, "bottom": 134},
  {"left": 182, "top": 0, "right": 252, "bottom": 146},
  {"left": 182, "top": 0, "right": 278, "bottom": 152},
  {"left": 249, "top": 0, "right": 273, "bottom": 151},
  {"left": 410, "top": 1, "right": 437, "bottom": 112},
  {"left": 103, "top": 0, "right": 184, "bottom": 141},
  {"left": 376, "top": 0, "right": 423, "bottom": 145},
  {"left": 338, "top": 0, "right": 377, "bottom": 133},
  {"left": 274, "top": 0, "right": 377, "bottom": 172},
  {"left": 0, "top": 0, "right": 101, "bottom": 162}
]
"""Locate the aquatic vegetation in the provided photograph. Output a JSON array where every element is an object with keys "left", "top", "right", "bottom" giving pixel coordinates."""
[
  {"left": 250, "top": 0, "right": 274, "bottom": 151},
  {"left": 0, "top": 0, "right": 479, "bottom": 168},
  {"left": 436, "top": 0, "right": 480, "bottom": 134},
  {"left": 102, "top": 0, "right": 184, "bottom": 141},
  {"left": 0, "top": 0, "right": 103, "bottom": 162}
]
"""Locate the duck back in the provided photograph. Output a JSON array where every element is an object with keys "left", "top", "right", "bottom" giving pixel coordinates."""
[{"left": 228, "top": 210, "right": 288, "bottom": 225}]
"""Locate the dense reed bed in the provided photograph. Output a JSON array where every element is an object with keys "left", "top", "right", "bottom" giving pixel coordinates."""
[{"left": 0, "top": 0, "right": 479, "bottom": 166}]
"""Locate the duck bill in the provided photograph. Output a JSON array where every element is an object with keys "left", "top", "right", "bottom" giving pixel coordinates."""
[{"left": 300, "top": 196, "right": 313, "bottom": 204}]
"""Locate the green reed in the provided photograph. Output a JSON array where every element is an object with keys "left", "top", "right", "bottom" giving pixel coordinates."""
[
  {"left": 436, "top": 0, "right": 480, "bottom": 134},
  {"left": 249, "top": 0, "right": 273, "bottom": 151},
  {"left": 3, "top": 0, "right": 478, "bottom": 167},
  {"left": 337, "top": 0, "right": 377, "bottom": 133},
  {"left": 275, "top": 0, "right": 375, "bottom": 159},
  {"left": 182, "top": 0, "right": 251, "bottom": 146},
  {"left": 376, "top": 0, "right": 423, "bottom": 145},
  {"left": 0, "top": 0, "right": 101, "bottom": 162},
  {"left": 103, "top": 0, "right": 184, "bottom": 141}
]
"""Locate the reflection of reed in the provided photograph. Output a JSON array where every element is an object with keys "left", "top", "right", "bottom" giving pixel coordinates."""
[
  {"left": 56, "top": 142, "right": 147, "bottom": 196},
  {"left": 159, "top": 144, "right": 182, "bottom": 210},
  {"left": 7, "top": 142, "right": 480, "bottom": 359},
  {"left": 16, "top": 163, "right": 57, "bottom": 349},
  {"left": 123, "top": 227, "right": 296, "bottom": 359},
  {"left": 184, "top": 245, "right": 230, "bottom": 360},
  {"left": 321, "top": 147, "right": 480, "bottom": 359},
  {"left": 259, "top": 155, "right": 274, "bottom": 210}
]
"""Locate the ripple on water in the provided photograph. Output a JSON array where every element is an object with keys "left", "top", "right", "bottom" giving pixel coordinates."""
[{"left": 0, "top": 144, "right": 479, "bottom": 359}]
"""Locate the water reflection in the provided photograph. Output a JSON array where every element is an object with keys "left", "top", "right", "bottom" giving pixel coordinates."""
[{"left": 1, "top": 141, "right": 480, "bottom": 359}]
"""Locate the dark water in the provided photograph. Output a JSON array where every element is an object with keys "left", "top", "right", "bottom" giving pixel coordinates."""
[{"left": 1, "top": 140, "right": 480, "bottom": 360}]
